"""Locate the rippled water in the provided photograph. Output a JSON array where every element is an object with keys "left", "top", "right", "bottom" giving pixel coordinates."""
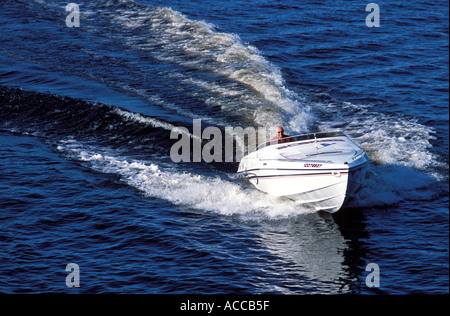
[{"left": 0, "top": 0, "right": 448, "bottom": 294}]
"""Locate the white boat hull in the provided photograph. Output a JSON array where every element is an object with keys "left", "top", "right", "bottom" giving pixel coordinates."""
[{"left": 238, "top": 132, "right": 369, "bottom": 213}]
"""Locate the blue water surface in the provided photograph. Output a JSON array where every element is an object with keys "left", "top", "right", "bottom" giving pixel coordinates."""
[{"left": 0, "top": 0, "right": 448, "bottom": 295}]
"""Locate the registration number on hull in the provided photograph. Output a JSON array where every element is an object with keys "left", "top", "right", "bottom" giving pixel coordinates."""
[{"left": 304, "top": 163, "right": 322, "bottom": 168}]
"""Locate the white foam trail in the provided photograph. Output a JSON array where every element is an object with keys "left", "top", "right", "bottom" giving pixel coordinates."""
[
  {"left": 56, "top": 137, "right": 441, "bottom": 212},
  {"left": 348, "top": 163, "right": 439, "bottom": 207},
  {"left": 57, "top": 139, "right": 314, "bottom": 219},
  {"left": 112, "top": 107, "right": 201, "bottom": 141},
  {"left": 114, "top": 5, "right": 312, "bottom": 133},
  {"left": 317, "top": 101, "right": 442, "bottom": 173},
  {"left": 113, "top": 108, "right": 174, "bottom": 131}
]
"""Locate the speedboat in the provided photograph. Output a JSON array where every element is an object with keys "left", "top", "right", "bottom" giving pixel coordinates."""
[{"left": 237, "top": 131, "right": 369, "bottom": 213}]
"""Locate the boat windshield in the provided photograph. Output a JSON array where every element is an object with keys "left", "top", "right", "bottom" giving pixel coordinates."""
[{"left": 254, "top": 131, "right": 345, "bottom": 152}]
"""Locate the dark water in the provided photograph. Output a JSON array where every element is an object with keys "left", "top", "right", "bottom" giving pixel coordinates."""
[{"left": 0, "top": 0, "right": 448, "bottom": 294}]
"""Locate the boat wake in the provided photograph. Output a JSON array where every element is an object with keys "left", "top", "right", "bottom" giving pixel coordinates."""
[
  {"left": 56, "top": 138, "right": 315, "bottom": 219},
  {"left": 116, "top": 4, "right": 312, "bottom": 132},
  {"left": 55, "top": 136, "right": 439, "bottom": 218},
  {"left": 1, "top": 0, "right": 446, "bottom": 216},
  {"left": 1, "top": 79, "right": 443, "bottom": 217}
]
